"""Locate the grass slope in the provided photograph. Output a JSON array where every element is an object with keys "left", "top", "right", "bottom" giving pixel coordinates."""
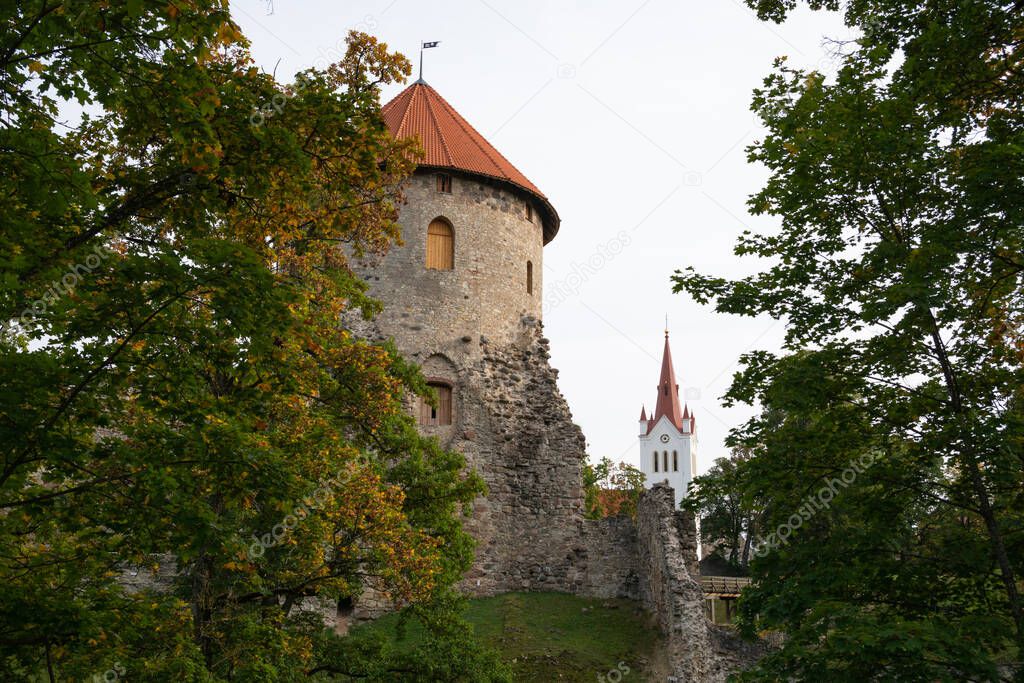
[{"left": 351, "top": 592, "right": 666, "bottom": 681}]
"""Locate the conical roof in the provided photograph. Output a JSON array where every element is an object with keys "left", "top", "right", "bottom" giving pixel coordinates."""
[
  {"left": 382, "top": 80, "right": 560, "bottom": 243},
  {"left": 652, "top": 331, "right": 684, "bottom": 431}
]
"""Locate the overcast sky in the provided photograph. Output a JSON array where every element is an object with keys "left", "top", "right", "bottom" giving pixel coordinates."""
[{"left": 230, "top": 0, "right": 848, "bottom": 475}]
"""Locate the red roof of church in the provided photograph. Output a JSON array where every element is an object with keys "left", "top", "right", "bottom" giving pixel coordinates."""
[
  {"left": 381, "top": 80, "right": 560, "bottom": 243},
  {"left": 644, "top": 331, "right": 695, "bottom": 436}
]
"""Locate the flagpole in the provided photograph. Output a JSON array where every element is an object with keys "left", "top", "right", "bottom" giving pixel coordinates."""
[{"left": 419, "top": 40, "right": 423, "bottom": 81}]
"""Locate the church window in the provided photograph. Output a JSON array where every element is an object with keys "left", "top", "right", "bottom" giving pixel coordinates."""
[
  {"left": 526, "top": 261, "right": 533, "bottom": 294},
  {"left": 673, "top": 451, "right": 678, "bottom": 472},
  {"left": 653, "top": 452, "right": 658, "bottom": 473},
  {"left": 663, "top": 451, "right": 668, "bottom": 472},
  {"left": 419, "top": 382, "right": 453, "bottom": 426},
  {"left": 426, "top": 218, "right": 454, "bottom": 270},
  {"left": 436, "top": 173, "right": 452, "bottom": 193}
]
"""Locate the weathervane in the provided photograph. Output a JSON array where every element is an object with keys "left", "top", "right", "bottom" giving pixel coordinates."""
[{"left": 418, "top": 40, "right": 440, "bottom": 82}]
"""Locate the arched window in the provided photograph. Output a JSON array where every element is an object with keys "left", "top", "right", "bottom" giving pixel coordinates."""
[
  {"left": 418, "top": 381, "right": 453, "bottom": 426},
  {"left": 653, "top": 452, "right": 658, "bottom": 473},
  {"left": 426, "top": 218, "right": 454, "bottom": 270},
  {"left": 663, "top": 451, "right": 668, "bottom": 473},
  {"left": 526, "top": 260, "right": 533, "bottom": 294},
  {"left": 673, "top": 450, "right": 678, "bottom": 472}
]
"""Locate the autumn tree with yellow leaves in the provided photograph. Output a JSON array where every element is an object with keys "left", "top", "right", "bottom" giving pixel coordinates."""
[{"left": 0, "top": 2, "right": 502, "bottom": 680}]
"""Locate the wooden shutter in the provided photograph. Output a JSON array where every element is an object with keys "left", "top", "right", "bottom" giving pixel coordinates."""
[
  {"left": 419, "top": 383, "right": 453, "bottom": 426},
  {"left": 436, "top": 385, "right": 452, "bottom": 425},
  {"left": 426, "top": 219, "right": 453, "bottom": 270}
]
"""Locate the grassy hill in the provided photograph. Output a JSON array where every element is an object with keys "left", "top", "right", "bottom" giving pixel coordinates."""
[{"left": 350, "top": 592, "right": 667, "bottom": 681}]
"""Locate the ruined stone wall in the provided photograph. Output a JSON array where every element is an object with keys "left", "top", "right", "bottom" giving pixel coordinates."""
[
  {"left": 578, "top": 515, "right": 640, "bottom": 600},
  {"left": 636, "top": 483, "right": 714, "bottom": 682}
]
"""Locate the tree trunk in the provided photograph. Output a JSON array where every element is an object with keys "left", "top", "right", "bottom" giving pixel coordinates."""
[{"left": 926, "top": 314, "right": 1024, "bottom": 648}]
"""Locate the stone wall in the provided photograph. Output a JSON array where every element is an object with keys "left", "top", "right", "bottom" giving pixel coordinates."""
[
  {"left": 345, "top": 311, "right": 589, "bottom": 613},
  {"left": 636, "top": 483, "right": 714, "bottom": 682},
  {"left": 577, "top": 515, "right": 640, "bottom": 599}
]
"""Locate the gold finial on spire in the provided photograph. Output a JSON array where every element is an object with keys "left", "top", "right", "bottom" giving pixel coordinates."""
[{"left": 665, "top": 314, "right": 669, "bottom": 338}]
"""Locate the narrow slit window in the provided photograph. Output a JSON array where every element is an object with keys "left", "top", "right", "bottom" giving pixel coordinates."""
[
  {"left": 426, "top": 218, "right": 454, "bottom": 270},
  {"left": 663, "top": 451, "right": 668, "bottom": 472},
  {"left": 526, "top": 202, "right": 533, "bottom": 222},
  {"left": 436, "top": 173, "right": 452, "bottom": 193},
  {"left": 673, "top": 451, "right": 678, "bottom": 472},
  {"left": 653, "top": 452, "right": 658, "bottom": 473},
  {"left": 526, "top": 261, "right": 533, "bottom": 295}
]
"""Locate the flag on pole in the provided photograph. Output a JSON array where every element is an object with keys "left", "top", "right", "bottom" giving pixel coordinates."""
[{"left": 418, "top": 41, "right": 441, "bottom": 80}]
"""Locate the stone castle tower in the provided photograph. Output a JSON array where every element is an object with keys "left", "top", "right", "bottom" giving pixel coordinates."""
[
  {"left": 352, "top": 79, "right": 588, "bottom": 597},
  {"left": 638, "top": 330, "right": 698, "bottom": 510}
]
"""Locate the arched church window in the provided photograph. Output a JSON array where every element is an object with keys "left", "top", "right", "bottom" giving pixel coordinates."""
[
  {"left": 653, "top": 452, "right": 658, "bottom": 473},
  {"left": 673, "top": 450, "right": 678, "bottom": 472},
  {"left": 526, "top": 260, "right": 533, "bottom": 294},
  {"left": 426, "top": 218, "right": 454, "bottom": 270},
  {"left": 663, "top": 451, "right": 668, "bottom": 472},
  {"left": 418, "top": 381, "right": 453, "bottom": 426}
]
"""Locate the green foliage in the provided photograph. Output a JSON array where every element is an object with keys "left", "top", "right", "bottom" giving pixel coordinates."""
[
  {"left": 0, "top": 3, "right": 487, "bottom": 680},
  {"left": 675, "top": 0, "right": 1024, "bottom": 679},
  {"left": 684, "top": 448, "right": 762, "bottom": 570},
  {"left": 582, "top": 457, "right": 646, "bottom": 519}
]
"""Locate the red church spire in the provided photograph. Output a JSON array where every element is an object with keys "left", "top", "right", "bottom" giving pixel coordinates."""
[{"left": 652, "top": 329, "right": 684, "bottom": 430}]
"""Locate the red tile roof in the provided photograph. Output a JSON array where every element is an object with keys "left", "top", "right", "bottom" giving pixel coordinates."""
[{"left": 382, "top": 80, "right": 560, "bottom": 243}]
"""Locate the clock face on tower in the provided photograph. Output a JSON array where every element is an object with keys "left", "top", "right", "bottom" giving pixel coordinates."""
[{"left": 660, "top": 434, "right": 670, "bottom": 443}]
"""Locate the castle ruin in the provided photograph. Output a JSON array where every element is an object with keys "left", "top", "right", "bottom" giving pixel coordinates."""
[{"left": 350, "top": 79, "right": 757, "bottom": 681}]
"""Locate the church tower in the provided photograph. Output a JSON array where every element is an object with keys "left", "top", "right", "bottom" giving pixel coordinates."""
[{"left": 638, "top": 329, "right": 697, "bottom": 510}]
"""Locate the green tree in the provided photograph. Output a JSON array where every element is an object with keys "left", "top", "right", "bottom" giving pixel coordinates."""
[
  {"left": 674, "top": 0, "right": 1024, "bottom": 678},
  {"left": 0, "top": 3, "right": 502, "bottom": 680},
  {"left": 583, "top": 457, "right": 646, "bottom": 519},
  {"left": 684, "top": 448, "right": 763, "bottom": 570}
]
